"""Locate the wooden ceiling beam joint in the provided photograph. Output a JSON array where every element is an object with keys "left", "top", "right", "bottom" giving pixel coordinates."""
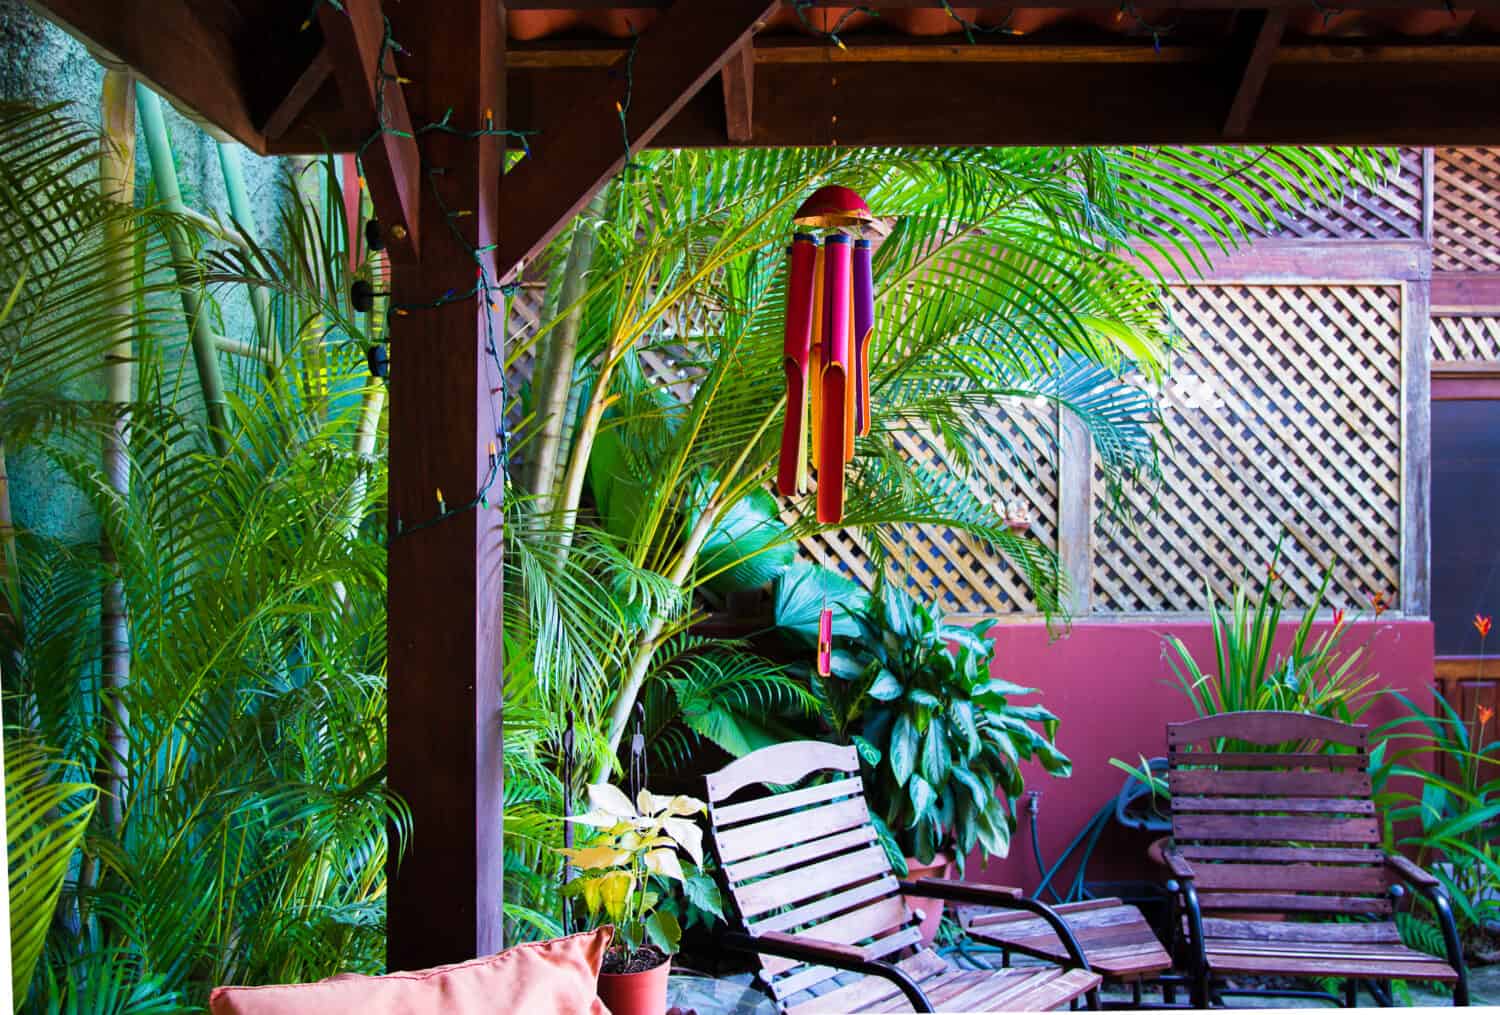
[
  {"left": 319, "top": 0, "right": 421, "bottom": 261},
  {"left": 722, "top": 40, "right": 756, "bottom": 143}
]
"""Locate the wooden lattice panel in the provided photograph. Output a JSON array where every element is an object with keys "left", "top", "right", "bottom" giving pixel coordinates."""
[
  {"left": 793, "top": 402, "right": 1059, "bottom": 615},
  {"left": 1092, "top": 284, "right": 1403, "bottom": 614},
  {"left": 1433, "top": 148, "right": 1500, "bottom": 272},
  {"left": 1432, "top": 316, "right": 1500, "bottom": 363},
  {"left": 1253, "top": 147, "right": 1423, "bottom": 242}
]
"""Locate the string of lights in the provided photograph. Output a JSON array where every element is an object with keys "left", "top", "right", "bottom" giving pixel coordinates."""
[
  {"left": 616, "top": 22, "right": 643, "bottom": 175},
  {"left": 330, "top": 7, "right": 530, "bottom": 540},
  {"left": 1116, "top": 2, "right": 1175, "bottom": 54},
  {"left": 936, "top": 2, "right": 1020, "bottom": 43},
  {"left": 791, "top": 0, "right": 882, "bottom": 51}
]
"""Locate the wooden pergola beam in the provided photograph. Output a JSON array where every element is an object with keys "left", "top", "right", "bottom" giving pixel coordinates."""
[
  {"left": 319, "top": 0, "right": 421, "bottom": 261},
  {"left": 1222, "top": 9, "right": 1287, "bottom": 138},
  {"left": 492, "top": 0, "right": 779, "bottom": 279},
  {"left": 503, "top": 45, "right": 1500, "bottom": 147},
  {"left": 30, "top": 0, "right": 266, "bottom": 150}
]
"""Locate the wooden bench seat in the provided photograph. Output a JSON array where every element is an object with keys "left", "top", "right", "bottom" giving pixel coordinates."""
[
  {"left": 1201, "top": 917, "right": 1460, "bottom": 983},
  {"left": 960, "top": 897, "right": 1172, "bottom": 983},
  {"left": 788, "top": 949, "right": 1099, "bottom": 1014}
]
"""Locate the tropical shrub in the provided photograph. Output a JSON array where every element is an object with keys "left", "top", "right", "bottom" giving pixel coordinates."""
[
  {"left": 813, "top": 581, "right": 1069, "bottom": 874},
  {"left": 1165, "top": 542, "right": 1379, "bottom": 736},
  {"left": 1372, "top": 690, "right": 1500, "bottom": 957},
  {"left": 1, "top": 95, "right": 401, "bottom": 1010}
]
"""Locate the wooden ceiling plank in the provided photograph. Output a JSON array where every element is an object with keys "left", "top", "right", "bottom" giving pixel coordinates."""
[
  {"left": 261, "top": 48, "right": 334, "bottom": 139},
  {"left": 493, "top": 0, "right": 779, "bottom": 279},
  {"left": 319, "top": 0, "right": 421, "bottom": 261},
  {"left": 1223, "top": 9, "right": 1288, "bottom": 138},
  {"left": 723, "top": 41, "right": 756, "bottom": 143},
  {"left": 30, "top": 0, "right": 266, "bottom": 151}
]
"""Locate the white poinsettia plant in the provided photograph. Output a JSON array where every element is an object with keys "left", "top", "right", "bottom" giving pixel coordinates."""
[{"left": 559, "top": 784, "right": 709, "bottom": 960}]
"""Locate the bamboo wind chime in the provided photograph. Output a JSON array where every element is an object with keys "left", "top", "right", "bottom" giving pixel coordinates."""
[{"left": 777, "top": 186, "right": 876, "bottom": 525}]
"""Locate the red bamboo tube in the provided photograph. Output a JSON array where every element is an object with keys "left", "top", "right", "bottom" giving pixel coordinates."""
[
  {"left": 818, "top": 234, "right": 852, "bottom": 524},
  {"left": 777, "top": 234, "right": 817, "bottom": 496}
]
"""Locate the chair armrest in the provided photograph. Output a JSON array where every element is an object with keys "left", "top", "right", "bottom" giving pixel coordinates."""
[
  {"left": 1386, "top": 852, "right": 1440, "bottom": 889},
  {"left": 720, "top": 930, "right": 935, "bottom": 1013},
  {"left": 1163, "top": 847, "right": 1196, "bottom": 881},
  {"left": 898, "top": 877, "right": 1021, "bottom": 905},
  {"left": 899, "top": 878, "right": 1091, "bottom": 974}
]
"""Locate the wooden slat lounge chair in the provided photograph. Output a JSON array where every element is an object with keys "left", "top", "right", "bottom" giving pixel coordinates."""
[
  {"left": 959, "top": 896, "right": 1174, "bottom": 1005},
  {"left": 1163, "top": 712, "right": 1470, "bottom": 1008},
  {"left": 705, "top": 741, "right": 1103, "bottom": 1013}
]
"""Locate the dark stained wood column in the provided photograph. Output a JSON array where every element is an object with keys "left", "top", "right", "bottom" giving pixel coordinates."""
[{"left": 382, "top": 0, "right": 506, "bottom": 969}]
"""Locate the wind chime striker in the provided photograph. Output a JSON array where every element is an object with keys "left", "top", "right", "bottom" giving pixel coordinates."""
[{"left": 777, "top": 185, "right": 876, "bottom": 527}]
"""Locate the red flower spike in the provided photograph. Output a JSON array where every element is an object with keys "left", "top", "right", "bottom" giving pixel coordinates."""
[
  {"left": 1332, "top": 607, "right": 1345, "bottom": 630},
  {"left": 1476, "top": 614, "right": 1493, "bottom": 639}
]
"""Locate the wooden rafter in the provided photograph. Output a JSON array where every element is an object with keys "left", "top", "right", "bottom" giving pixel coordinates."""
[
  {"left": 1222, "top": 9, "right": 1287, "bottom": 138},
  {"left": 261, "top": 48, "right": 334, "bottom": 140},
  {"left": 492, "top": 0, "right": 780, "bottom": 279},
  {"left": 505, "top": 0, "right": 1500, "bottom": 8},
  {"left": 320, "top": 0, "right": 421, "bottom": 261}
]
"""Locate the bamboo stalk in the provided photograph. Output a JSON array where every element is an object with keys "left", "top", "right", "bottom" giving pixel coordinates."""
[
  {"left": 99, "top": 68, "right": 135, "bottom": 835},
  {"left": 0, "top": 442, "right": 17, "bottom": 633},
  {"left": 216, "top": 142, "right": 279, "bottom": 377},
  {"left": 136, "top": 85, "right": 230, "bottom": 455},
  {"left": 528, "top": 189, "right": 607, "bottom": 515}
]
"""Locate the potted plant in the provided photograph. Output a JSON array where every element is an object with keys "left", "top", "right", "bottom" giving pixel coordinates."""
[
  {"left": 818, "top": 582, "right": 1072, "bottom": 944},
  {"left": 561, "top": 784, "right": 710, "bottom": 1015}
]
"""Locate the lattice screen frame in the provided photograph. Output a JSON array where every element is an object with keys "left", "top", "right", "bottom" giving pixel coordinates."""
[{"left": 1067, "top": 239, "right": 1432, "bottom": 621}]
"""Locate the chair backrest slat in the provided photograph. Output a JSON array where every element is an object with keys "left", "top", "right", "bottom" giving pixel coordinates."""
[
  {"left": 1169, "top": 768, "right": 1372, "bottom": 797},
  {"left": 706, "top": 741, "right": 921, "bottom": 1008},
  {"left": 1166, "top": 711, "right": 1392, "bottom": 918},
  {"left": 715, "top": 795, "right": 871, "bottom": 864}
]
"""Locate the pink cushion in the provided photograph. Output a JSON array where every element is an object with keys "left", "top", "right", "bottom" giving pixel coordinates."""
[{"left": 208, "top": 928, "right": 613, "bottom": 1014}]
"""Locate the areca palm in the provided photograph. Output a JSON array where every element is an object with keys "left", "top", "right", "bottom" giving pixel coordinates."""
[
  {"left": 1, "top": 96, "right": 406, "bottom": 1009},
  {"left": 512, "top": 145, "right": 1392, "bottom": 781}
]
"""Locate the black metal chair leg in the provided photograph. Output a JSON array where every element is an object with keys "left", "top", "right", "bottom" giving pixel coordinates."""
[{"left": 1343, "top": 979, "right": 1358, "bottom": 1008}]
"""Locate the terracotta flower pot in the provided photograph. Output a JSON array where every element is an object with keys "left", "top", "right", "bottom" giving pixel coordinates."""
[
  {"left": 597, "top": 954, "right": 671, "bottom": 1015},
  {"left": 904, "top": 852, "right": 955, "bottom": 947}
]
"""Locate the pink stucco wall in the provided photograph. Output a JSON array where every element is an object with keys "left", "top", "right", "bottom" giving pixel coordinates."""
[{"left": 967, "top": 618, "right": 1434, "bottom": 893}]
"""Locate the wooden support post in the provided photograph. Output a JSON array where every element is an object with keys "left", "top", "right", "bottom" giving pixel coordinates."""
[
  {"left": 1401, "top": 276, "right": 1432, "bottom": 617},
  {"left": 1057, "top": 409, "right": 1093, "bottom": 617},
  {"left": 493, "top": 0, "right": 777, "bottom": 278},
  {"left": 1222, "top": 9, "right": 1286, "bottom": 138},
  {"left": 379, "top": 0, "right": 506, "bottom": 969},
  {"left": 722, "top": 41, "right": 755, "bottom": 143}
]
